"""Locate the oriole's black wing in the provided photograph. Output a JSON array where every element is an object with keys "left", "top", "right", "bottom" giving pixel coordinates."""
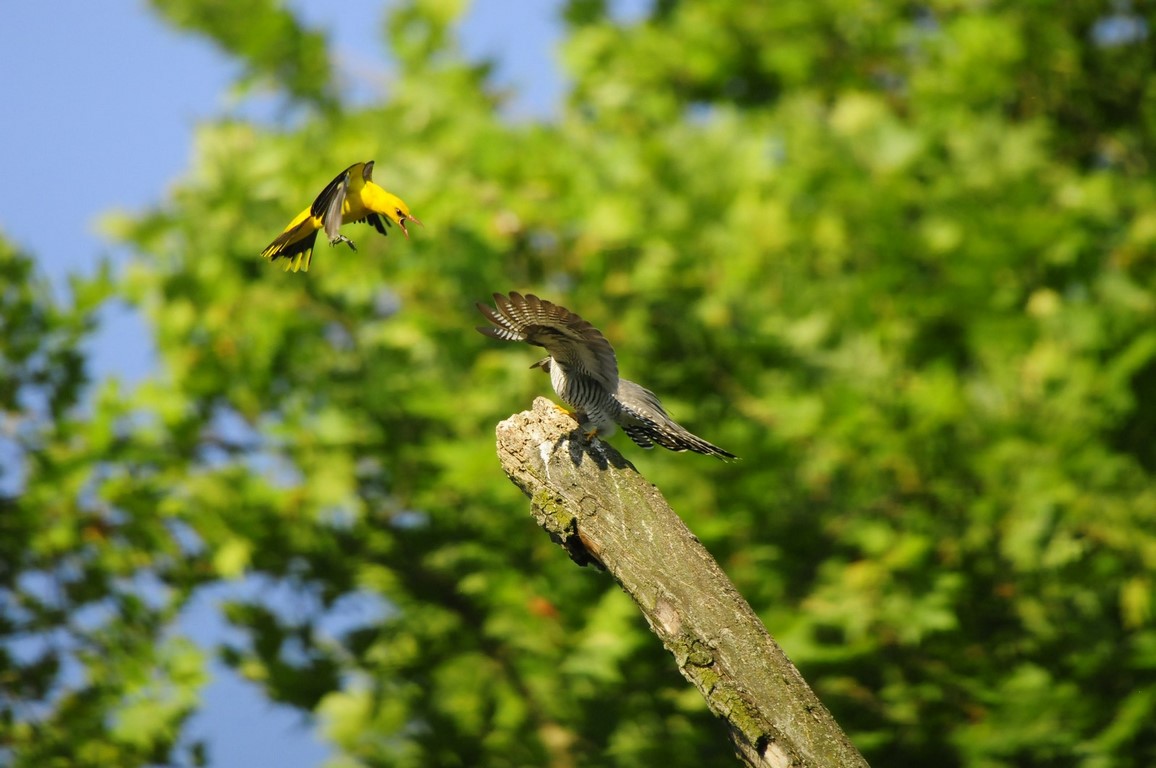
[
  {"left": 310, "top": 163, "right": 358, "bottom": 243},
  {"left": 359, "top": 212, "right": 391, "bottom": 236}
]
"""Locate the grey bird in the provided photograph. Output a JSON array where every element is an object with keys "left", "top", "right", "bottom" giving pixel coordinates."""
[{"left": 476, "top": 292, "right": 737, "bottom": 460}]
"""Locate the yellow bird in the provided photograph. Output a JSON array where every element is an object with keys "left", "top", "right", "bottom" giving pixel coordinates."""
[{"left": 261, "top": 161, "right": 421, "bottom": 272}]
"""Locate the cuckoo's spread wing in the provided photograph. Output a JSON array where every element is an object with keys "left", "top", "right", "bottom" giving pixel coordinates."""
[{"left": 476, "top": 292, "right": 619, "bottom": 393}]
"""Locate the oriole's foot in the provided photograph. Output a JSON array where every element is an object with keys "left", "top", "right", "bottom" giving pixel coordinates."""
[{"left": 330, "top": 235, "right": 357, "bottom": 251}]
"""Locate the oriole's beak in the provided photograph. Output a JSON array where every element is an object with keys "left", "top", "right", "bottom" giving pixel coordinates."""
[{"left": 398, "top": 214, "right": 423, "bottom": 239}]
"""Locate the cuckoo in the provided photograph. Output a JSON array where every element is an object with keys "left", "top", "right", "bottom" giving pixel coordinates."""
[{"left": 477, "top": 292, "right": 736, "bottom": 460}]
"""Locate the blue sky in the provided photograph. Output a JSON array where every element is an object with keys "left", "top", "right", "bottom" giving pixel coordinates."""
[{"left": 0, "top": 2, "right": 566, "bottom": 765}]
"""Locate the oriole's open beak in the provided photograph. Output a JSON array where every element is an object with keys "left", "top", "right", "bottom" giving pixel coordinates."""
[{"left": 398, "top": 214, "right": 423, "bottom": 239}]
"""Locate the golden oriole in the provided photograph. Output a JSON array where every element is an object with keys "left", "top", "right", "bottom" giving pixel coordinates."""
[{"left": 261, "top": 161, "right": 421, "bottom": 272}]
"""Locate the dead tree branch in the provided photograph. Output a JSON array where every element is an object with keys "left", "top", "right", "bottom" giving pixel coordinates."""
[{"left": 495, "top": 398, "right": 869, "bottom": 768}]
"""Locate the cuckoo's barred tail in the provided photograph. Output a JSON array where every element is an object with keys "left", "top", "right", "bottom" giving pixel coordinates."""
[
  {"left": 622, "top": 424, "right": 737, "bottom": 460},
  {"left": 616, "top": 378, "right": 737, "bottom": 460}
]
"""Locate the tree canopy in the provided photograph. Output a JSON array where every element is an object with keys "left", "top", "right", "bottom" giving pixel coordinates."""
[{"left": 4, "top": 1, "right": 1156, "bottom": 766}]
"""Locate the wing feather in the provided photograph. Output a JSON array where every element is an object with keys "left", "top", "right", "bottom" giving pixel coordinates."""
[
  {"left": 476, "top": 292, "right": 618, "bottom": 392},
  {"left": 310, "top": 164, "right": 357, "bottom": 243},
  {"left": 359, "top": 212, "right": 390, "bottom": 236}
]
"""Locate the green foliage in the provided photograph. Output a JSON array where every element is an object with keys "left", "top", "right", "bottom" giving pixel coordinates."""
[
  {"left": 7, "top": 1, "right": 1156, "bottom": 766},
  {"left": 0, "top": 239, "right": 207, "bottom": 767}
]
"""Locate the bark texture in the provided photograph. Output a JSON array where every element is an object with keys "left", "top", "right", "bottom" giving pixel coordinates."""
[{"left": 496, "top": 398, "right": 870, "bottom": 768}]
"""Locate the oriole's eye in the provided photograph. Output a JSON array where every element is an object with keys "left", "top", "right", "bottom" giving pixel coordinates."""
[{"left": 396, "top": 209, "right": 405, "bottom": 219}]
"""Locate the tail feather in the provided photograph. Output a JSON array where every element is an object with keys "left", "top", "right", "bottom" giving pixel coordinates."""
[
  {"left": 263, "top": 230, "right": 319, "bottom": 273},
  {"left": 650, "top": 425, "right": 736, "bottom": 460},
  {"left": 617, "top": 378, "right": 737, "bottom": 460}
]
